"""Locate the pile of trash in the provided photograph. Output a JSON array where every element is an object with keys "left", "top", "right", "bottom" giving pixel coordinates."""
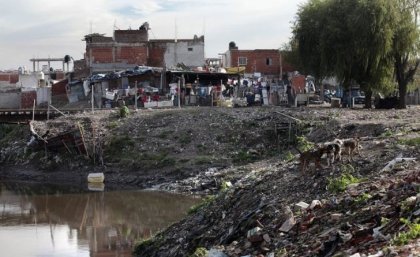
[{"left": 134, "top": 108, "right": 420, "bottom": 257}]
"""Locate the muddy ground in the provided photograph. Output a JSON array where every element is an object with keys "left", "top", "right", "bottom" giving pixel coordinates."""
[{"left": 0, "top": 106, "right": 419, "bottom": 256}]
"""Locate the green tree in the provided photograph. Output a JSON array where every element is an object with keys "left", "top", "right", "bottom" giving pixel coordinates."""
[
  {"left": 292, "top": 0, "right": 417, "bottom": 108},
  {"left": 393, "top": 0, "right": 420, "bottom": 108}
]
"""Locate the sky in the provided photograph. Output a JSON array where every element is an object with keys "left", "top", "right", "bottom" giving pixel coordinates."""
[{"left": 0, "top": 0, "right": 307, "bottom": 71}]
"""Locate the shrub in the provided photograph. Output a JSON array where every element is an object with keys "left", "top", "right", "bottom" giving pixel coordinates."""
[
  {"left": 327, "top": 169, "right": 361, "bottom": 194},
  {"left": 296, "top": 136, "right": 315, "bottom": 152},
  {"left": 119, "top": 106, "right": 130, "bottom": 118},
  {"left": 392, "top": 218, "right": 420, "bottom": 246}
]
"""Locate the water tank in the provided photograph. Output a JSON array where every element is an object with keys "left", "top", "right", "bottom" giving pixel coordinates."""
[{"left": 37, "top": 71, "right": 45, "bottom": 80}]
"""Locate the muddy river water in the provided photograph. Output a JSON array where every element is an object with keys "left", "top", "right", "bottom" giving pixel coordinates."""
[{"left": 0, "top": 181, "right": 201, "bottom": 257}]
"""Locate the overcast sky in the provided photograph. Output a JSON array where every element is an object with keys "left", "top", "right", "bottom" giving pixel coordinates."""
[{"left": 0, "top": 0, "right": 306, "bottom": 71}]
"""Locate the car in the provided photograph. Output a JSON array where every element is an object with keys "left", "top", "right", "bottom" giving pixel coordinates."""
[{"left": 341, "top": 89, "right": 365, "bottom": 107}]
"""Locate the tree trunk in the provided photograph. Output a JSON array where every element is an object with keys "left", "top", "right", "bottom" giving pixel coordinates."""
[
  {"left": 398, "top": 82, "right": 407, "bottom": 109},
  {"left": 364, "top": 89, "right": 373, "bottom": 109}
]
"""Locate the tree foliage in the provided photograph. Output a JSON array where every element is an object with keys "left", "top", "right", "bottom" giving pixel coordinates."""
[
  {"left": 393, "top": 0, "right": 420, "bottom": 108},
  {"left": 292, "top": 0, "right": 419, "bottom": 108}
]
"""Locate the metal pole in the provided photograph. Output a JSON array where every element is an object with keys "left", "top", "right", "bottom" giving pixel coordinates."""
[{"left": 134, "top": 80, "right": 138, "bottom": 110}]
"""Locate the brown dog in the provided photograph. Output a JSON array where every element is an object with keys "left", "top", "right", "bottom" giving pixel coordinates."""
[
  {"left": 342, "top": 137, "right": 361, "bottom": 162},
  {"left": 297, "top": 145, "right": 333, "bottom": 173}
]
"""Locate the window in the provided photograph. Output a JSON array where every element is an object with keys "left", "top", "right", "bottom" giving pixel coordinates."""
[
  {"left": 238, "top": 57, "right": 247, "bottom": 66},
  {"left": 188, "top": 47, "right": 193, "bottom": 51},
  {"left": 266, "top": 58, "right": 272, "bottom": 65}
]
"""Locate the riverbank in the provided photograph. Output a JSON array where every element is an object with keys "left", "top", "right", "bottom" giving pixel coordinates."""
[{"left": 1, "top": 106, "right": 419, "bottom": 256}]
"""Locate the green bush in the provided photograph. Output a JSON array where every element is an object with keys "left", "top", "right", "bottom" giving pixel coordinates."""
[
  {"left": 119, "top": 106, "right": 130, "bottom": 118},
  {"left": 189, "top": 247, "right": 208, "bottom": 257},
  {"left": 327, "top": 170, "right": 361, "bottom": 194},
  {"left": 392, "top": 218, "right": 420, "bottom": 246},
  {"left": 296, "top": 136, "right": 315, "bottom": 152}
]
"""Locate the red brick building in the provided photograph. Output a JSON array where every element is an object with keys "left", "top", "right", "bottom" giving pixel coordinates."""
[
  {"left": 221, "top": 42, "right": 293, "bottom": 79},
  {"left": 0, "top": 71, "right": 19, "bottom": 84},
  {"left": 79, "top": 22, "right": 205, "bottom": 75}
]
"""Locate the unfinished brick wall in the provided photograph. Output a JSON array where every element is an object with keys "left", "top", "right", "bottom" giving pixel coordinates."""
[
  {"left": 10, "top": 74, "right": 19, "bottom": 83},
  {"left": 148, "top": 43, "right": 166, "bottom": 67},
  {"left": 114, "top": 30, "right": 148, "bottom": 43},
  {"left": 21, "top": 91, "right": 37, "bottom": 109},
  {"left": 0, "top": 74, "right": 10, "bottom": 82},
  {"left": 91, "top": 48, "right": 113, "bottom": 63},
  {"left": 230, "top": 50, "right": 281, "bottom": 76},
  {"left": 116, "top": 46, "right": 148, "bottom": 65},
  {"left": 0, "top": 73, "right": 19, "bottom": 83}
]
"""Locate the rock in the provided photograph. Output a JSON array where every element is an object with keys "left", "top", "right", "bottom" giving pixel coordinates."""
[
  {"left": 247, "top": 227, "right": 263, "bottom": 243},
  {"left": 330, "top": 213, "right": 343, "bottom": 221},
  {"left": 295, "top": 201, "right": 309, "bottom": 210},
  {"left": 279, "top": 217, "right": 296, "bottom": 233},
  {"left": 310, "top": 200, "right": 322, "bottom": 209},
  {"left": 262, "top": 234, "right": 271, "bottom": 243},
  {"left": 349, "top": 253, "right": 361, "bottom": 257},
  {"left": 208, "top": 248, "right": 228, "bottom": 257}
]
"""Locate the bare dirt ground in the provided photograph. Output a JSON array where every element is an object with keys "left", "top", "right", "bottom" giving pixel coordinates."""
[{"left": 1, "top": 106, "right": 419, "bottom": 256}]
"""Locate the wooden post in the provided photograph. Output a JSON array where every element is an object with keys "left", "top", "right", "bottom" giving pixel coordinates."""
[
  {"left": 177, "top": 77, "right": 181, "bottom": 108},
  {"left": 134, "top": 80, "right": 138, "bottom": 110},
  {"left": 91, "top": 83, "right": 94, "bottom": 113},
  {"left": 32, "top": 99, "right": 36, "bottom": 121},
  {"left": 47, "top": 87, "right": 51, "bottom": 120}
]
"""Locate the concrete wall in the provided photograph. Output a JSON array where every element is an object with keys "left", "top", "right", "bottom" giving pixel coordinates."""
[
  {"left": 37, "top": 87, "right": 50, "bottom": 105},
  {"left": 164, "top": 40, "right": 205, "bottom": 68},
  {"left": 0, "top": 92, "right": 20, "bottom": 109},
  {"left": 19, "top": 73, "right": 41, "bottom": 88}
]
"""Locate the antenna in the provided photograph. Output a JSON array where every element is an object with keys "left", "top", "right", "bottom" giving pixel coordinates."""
[
  {"left": 202, "top": 18, "right": 206, "bottom": 36},
  {"left": 174, "top": 18, "right": 178, "bottom": 43},
  {"left": 89, "top": 21, "right": 92, "bottom": 34}
]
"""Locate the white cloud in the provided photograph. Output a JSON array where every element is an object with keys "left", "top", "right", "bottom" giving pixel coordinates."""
[{"left": 0, "top": 0, "right": 307, "bottom": 70}]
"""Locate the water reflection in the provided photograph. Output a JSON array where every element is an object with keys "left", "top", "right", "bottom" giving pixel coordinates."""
[{"left": 0, "top": 182, "right": 201, "bottom": 257}]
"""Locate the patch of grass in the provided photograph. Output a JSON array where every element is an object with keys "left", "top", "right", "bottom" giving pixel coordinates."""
[
  {"left": 106, "top": 121, "right": 119, "bottom": 130},
  {"left": 392, "top": 218, "right": 420, "bottom": 246},
  {"left": 194, "top": 156, "right": 213, "bottom": 165},
  {"left": 398, "top": 137, "right": 420, "bottom": 147},
  {"left": 105, "top": 135, "right": 135, "bottom": 156},
  {"left": 0, "top": 124, "right": 26, "bottom": 146},
  {"left": 137, "top": 152, "right": 176, "bottom": 169},
  {"left": 232, "top": 150, "right": 256, "bottom": 164},
  {"left": 380, "top": 129, "right": 394, "bottom": 138},
  {"left": 355, "top": 193, "right": 372, "bottom": 204},
  {"left": 188, "top": 195, "right": 216, "bottom": 214},
  {"left": 178, "top": 133, "right": 192, "bottom": 146},
  {"left": 157, "top": 130, "right": 171, "bottom": 139},
  {"left": 283, "top": 151, "right": 295, "bottom": 162},
  {"left": 327, "top": 169, "right": 361, "bottom": 194},
  {"left": 188, "top": 247, "right": 208, "bottom": 257}
]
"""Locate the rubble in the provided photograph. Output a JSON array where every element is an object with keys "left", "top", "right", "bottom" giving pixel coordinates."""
[{"left": 1, "top": 106, "right": 420, "bottom": 256}]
